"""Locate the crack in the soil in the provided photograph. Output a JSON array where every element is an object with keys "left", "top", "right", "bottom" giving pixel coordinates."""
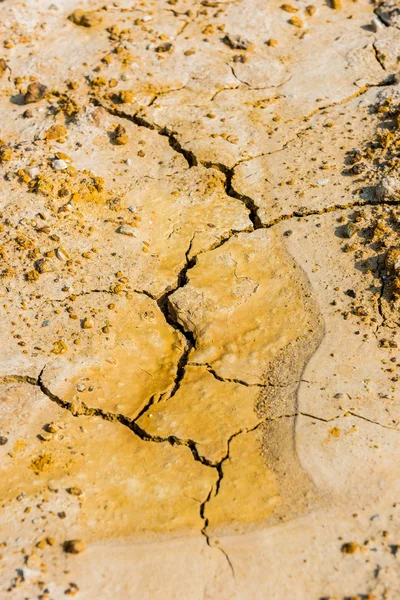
[
  {"left": 199, "top": 422, "right": 265, "bottom": 577},
  {"left": 201, "top": 160, "right": 262, "bottom": 228},
  {"left": 92, "top": 98, "right": 197, "bottom": 168},
  {"left": 156, "top": 239, "right": 198, "bottom": 401},
  {"left": 189, "top": 362, "right": 269, "bottom": 388},
  {"left": 372, "top": 41, "right": 386, "bottom": 71}
]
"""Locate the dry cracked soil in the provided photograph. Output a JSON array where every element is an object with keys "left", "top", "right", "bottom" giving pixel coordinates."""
[{"left": 0, "top": 0, "right": 399, "bottom": 598}]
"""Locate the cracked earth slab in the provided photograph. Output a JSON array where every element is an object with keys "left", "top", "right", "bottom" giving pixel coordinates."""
[{"left": 0, "top": 0, "right": 399, "bottom": 598}]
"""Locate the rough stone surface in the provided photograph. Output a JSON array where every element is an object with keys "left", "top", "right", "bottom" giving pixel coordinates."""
[{"left": 0, "top": 0, "right": 399, "bottom": 598}]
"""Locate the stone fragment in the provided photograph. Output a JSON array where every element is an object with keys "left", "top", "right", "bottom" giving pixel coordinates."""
[
  {"left": 24, "top": 82, "right": 47, "bottom": 104},
  {"left": 35, "top": 258, "right": 54, "bottom": 273},
  {"left": 288, "top": 16, "right": 304, "bottom": 27},
  {"left": 67, "top": 486, "right": 83, "bottom": 496},
  {"left": 68, "top": 10, "right": 102, "bottom": 28},
  {"left": 222, "top": 34, "right": 252, "bottom": 50},
  {"left": 376, "top": 0, "right": 400, "bottom": 27},
  {"left": 375, "top": 176, "right": 400, "bottom": 201},
  {"left": 63, "top": 540, "right": 85, "bottom": 554},
  {"left": 113, "top": 124, "right": 128, "bottom": 145},
  {"left": 0, "top": 58, "right": 7, "bottom": 77},
  {"left": 342, "top": 222, "right": 358, "bottom": 239},
  {"left": 0, "top": 145, "right": 12, "bottom": 162},
  {"left": 385, "top": 247, "right": 400, "bottom": 274},
  {"left": 116, "top": 224, "right": 137, "bottom": 237},
  {"left": 45, "top": 124, "right": 67, "bottom": 141},
  {"left": 52, "top": 159, "right": 68, "bottom": 170},
  {"left": 281, "top": 4, "right": 299, "bottom": 13},
  {"left": 81, "top": 317, "right": 94, "bottom": 329}
]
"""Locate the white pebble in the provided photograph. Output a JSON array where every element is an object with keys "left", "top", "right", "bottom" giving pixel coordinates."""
[
  {"left": 370, "top": 17, "right": 383, "bottom": 32},
  {"left": 27, "top": 167, "right": 39, "bottom": 178},
  {"left": 117, "top": 224, "right": 138, "bottom": 237},
  {"left": 52, "top": 159, "right": 68, "bottom": 170}
]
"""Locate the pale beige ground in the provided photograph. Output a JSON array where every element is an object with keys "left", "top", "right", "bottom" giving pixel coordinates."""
[{"left": 0, "top": 0, "right": 399, "bottom": 598}]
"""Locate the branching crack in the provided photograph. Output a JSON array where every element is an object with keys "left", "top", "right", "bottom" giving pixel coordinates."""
[
  {"left": 91, "top": 98, "right": 197, "bottom": 168},
  {"left": 189, "top": 362, "right": 268, "bottom": 388},
  {"left": 199, "top": 424, "right": 263, "bottom": 577},
  {"left": 372, "top": 41, "right": 386, "bottom": 71},
  {"left": 201, "top": 161, "right": 262, "bottom": 228}
]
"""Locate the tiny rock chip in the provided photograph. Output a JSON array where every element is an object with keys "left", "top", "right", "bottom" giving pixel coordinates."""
[
  {"left": 52, "top": 159, "right": 68, "bottom": 170},
  {"left": 52, "top": 340, "right": 68, "bottom": 354},
  {"left": 281, "top": 4, "right": 299, "bottom": 12},
  {"left": 27, "top": 167, "right": 39, "bottom": 178},
  {"left": 342, "top": 223, "right": 358, "bottom": 239},
  {"left": 385, "top": 248, "right": 400, "bottom": 275},
  {"left": 55, "top": 247, "right": 69, "bottom": 261},
  {"left": 113, "top": 124, "right": 128, "bottom": 145},
  {"left": 24, "top": 82, "right": 47, "bottom": 104},
  {"left": 35, "top": 258, "right": 54, "bottom": 273},
  {"left": 0, "top": 146, "right": 12, "bottom": 162},
  {"left": 26, "top": 269, "right": 40, "bottom": 282},
  {"left": 370, "top": 16, "right": 384, "bottom": 32},
  {"left": 67, "top": 486, "right": 83, "bottom": 496},
  {"left": 0, "top": 436, "right": 8, "bottom": 445},
  {"left": 0, "top": 58, "right": 8, "bottom": 77},
  {"left": 341, "top": 541, "right": 360, "bottom": 554},
  {"left": 288, "top": 16, "right": 303, "bottom": 27},
  {"left": 45, "top": 422, "right": 60, "bottom": 433},
  {"left": 45, "top": 124, "right": 67, "bottom": 141},
  {"left": 376, "top": 0, "right": 400, "bottom": 27},
  {"left": 375, "top": 176, "right": 400, "bottom": 201},
  {"left": 118, "top": 90, "right": 135, "bottom": 104},
  {"left": 82, "top": 317, "right": 94, "bottom": 329},
  {"left": 155, "top": 42, "right": 173, "bottom": 53},
  {"left": 222, "top": 34, "right": 252, "bottom": 50},
  {"left": 117, "top": 224, "right": 137, "bottom": 237},
  {"left": 68, "top": 9, "right": 102, "bottom": 28},
  {"left": 26, "top": 552, "right": 41, "bottom": 569},
  {"left": 63, "top": 539, "right": 85, "bottom": 554}
]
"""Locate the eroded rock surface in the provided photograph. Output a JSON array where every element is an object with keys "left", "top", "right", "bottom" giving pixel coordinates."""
[{"left": 0, "top": 0, "right": 399, "bottom": 598}]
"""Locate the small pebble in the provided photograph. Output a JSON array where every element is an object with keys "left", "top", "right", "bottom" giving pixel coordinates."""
[
  {"left": 27, "top": 167, "right": 39, "bottom": 178},
  {"left": 0, "top": 436, "right": 8, "bottom": 445},
  {"left": 67, "top": 486, "right": 83, "bottom": 496},
  {"left": 63, "top": 539, "right": 85, "bottom": 554},
  {"left": 342, "top": 222, "right": 358, "bottom": 239},
  {"left": 52, "top": 159, "right": 68, "bottom": 171},
  {"left": 82, "top": 317, "right": 94, "bottom": 329},
  {"left": 24, "top": 82, "right": 47, "bottom": 104},
  {"left": 222, "top": 34, "right": 252, "bottom": 50},
  {"left": 370, "top": 17, "right": 384, "bottom": 32},
  {"left": 117, "top": 224, "right": 138, "bottom": 237}
]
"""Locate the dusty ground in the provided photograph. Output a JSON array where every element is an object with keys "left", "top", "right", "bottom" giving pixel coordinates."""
[{"left": 0, "top": 0, "right": 399, "bottom": 598}]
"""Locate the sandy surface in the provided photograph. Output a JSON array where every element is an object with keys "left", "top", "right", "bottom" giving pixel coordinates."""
[{"left": 0, "top": 0, "right": 399, "bottom": 598}]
